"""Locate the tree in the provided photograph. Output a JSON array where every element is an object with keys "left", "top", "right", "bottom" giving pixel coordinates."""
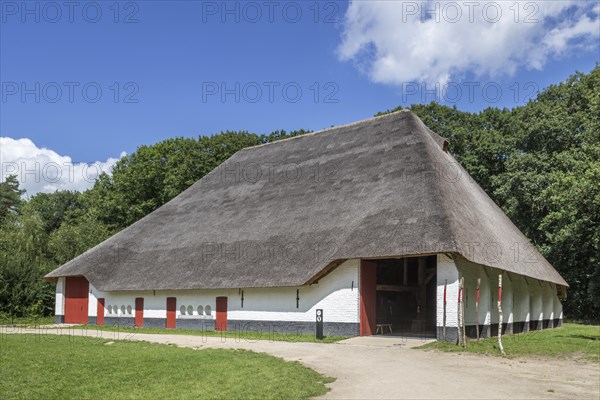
[
  {"left": 0, "top": 205, "right": 54, "bottom": 317},
  {"left": 26, "top": 191, "right": 84, "bottom": 233},
  {"left": 0, "top": 175, "right": 25, "bottom": 224}
]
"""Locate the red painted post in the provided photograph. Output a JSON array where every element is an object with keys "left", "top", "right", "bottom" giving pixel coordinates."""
[
  {"left": 96, "top": 298, "right": 105, "bottom": 326},
  {"left": 216, "top": 297, "right": 228, "bottom": 331},
  {"left": 135, "top": 298, "right": 144, "bottom": 328},
  {"left": 166, "top": 297, "right": 176, "bottom": 329}
]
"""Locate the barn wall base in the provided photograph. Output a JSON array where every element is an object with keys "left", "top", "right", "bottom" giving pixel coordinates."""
[
  {"left": 436, "top": 327, "right": 458, "bottom": 343},
  {"left": 512, "top": 321, "right": 529, "bottom": 333},
  {"left": 437, "top": 319, "right": 563, "bottom": 342},
  {"left": 86, "top": 317, "right": 359, "bottom": 336},
  {"left": 55, "top": 315, "right": 64, "bottom": 324},
  {"left": 554, "top": 318, "right": 562, "bottom": 327},
  {"left": 228, "top": 320, "right": 359, "bottom": 337},
  {"left": 104, "top": 317, "right": 135, "bottom": 327},
  {"left": 174, "top": 319, "right": 216, "bottom": 330}
]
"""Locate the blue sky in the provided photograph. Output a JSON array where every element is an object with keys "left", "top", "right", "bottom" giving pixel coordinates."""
[{"left": 1, "top": 1, "right": 598, "bottom": 194}]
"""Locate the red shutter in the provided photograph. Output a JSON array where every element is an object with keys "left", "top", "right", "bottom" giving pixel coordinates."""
[
  {"left": 216, "top": 297, "right": 228, "bottom": 331},
  {"left": 166, "top": 297, "right": 176, "bottom": 329},
  {"left": 135, "top": 298, "right": 144, "bottom": 328}
]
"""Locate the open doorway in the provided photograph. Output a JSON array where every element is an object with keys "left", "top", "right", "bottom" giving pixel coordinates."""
[{"left": 360, "top": 256, "right": 436, "bottom": 337}]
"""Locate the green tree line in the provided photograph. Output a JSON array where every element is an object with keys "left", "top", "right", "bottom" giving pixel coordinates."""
[{"left": 1, "top": 67, "right": 598, "bottom": 320}]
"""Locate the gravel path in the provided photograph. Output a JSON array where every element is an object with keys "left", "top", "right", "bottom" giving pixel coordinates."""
[{"left": 3, "top": 326, "right": 599, "bottom": 399}]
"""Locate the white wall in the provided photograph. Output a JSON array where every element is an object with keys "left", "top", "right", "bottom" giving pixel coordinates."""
[
  {"left": 511, "top": 273, "right": 530, "bottom": 326},
  {"left": 88, "top": 259, "right": 359, "bottom": 323},
  {"left": 529, "top": 279, "right": 544, "bottom": 328},
  {"left": 553, "top": 285, "right": 563, "bottom": 321},
  {"left": 542, "top": 282, "right": 555, "bottom": 324},
  {"left": 501, "top": 272, "right": 514, "bottom": 326},
  {"left": 436, "top": 254, "right": 459, "bottom": 330},
  {"left": 88, "top": 283, "right": 98, "bottom": 317},
  {"left": 55, "top": 277, "right": 65, "bottom": 316},
  {"left": 456, "top": 260, "right": 490, "bottom": 326}
]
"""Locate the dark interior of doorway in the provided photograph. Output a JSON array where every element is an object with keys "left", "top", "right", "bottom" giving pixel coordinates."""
[{"left": 375, "top": 256, "right": 436, "bottom": 337}]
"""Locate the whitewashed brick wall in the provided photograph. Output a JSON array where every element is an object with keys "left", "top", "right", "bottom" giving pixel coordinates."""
[
  {"left": 436, "top": 254, "right": 459, "bottom": 329},
  {"left": 511, "top": 273, "right": 530, "bottom": 324},
  {"left": 55, "top": 277, "right": 65, "bottom": 316},
  {"left": 87, "top": 259, "right": 360, "bottom": 323}
]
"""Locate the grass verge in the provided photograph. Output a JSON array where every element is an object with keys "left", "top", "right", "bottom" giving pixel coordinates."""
[
  {"left": 416, "top": 323, "right": 600, "bottom": 363},
  {"left": 56, "top": 324, "right": 348, "bottom": 343},
  {"left": 0, "top": 316, "right": 54, "bottom": 326},
  {"left": 0, "top": 333, "right": 334, "bottom": 399}
]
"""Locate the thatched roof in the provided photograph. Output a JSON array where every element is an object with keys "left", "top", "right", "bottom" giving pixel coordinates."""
[{"left": 46, "top": 111, "right": 567, "bottom": 290}]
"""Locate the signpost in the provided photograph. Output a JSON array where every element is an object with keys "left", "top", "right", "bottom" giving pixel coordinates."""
[{"left": 316, "top": 309, "right": 323, "bottom": 340}]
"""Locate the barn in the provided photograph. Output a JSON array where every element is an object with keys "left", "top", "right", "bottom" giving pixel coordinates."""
[{"left": 45, "top": 110, "right": 568, "bottom": 340}]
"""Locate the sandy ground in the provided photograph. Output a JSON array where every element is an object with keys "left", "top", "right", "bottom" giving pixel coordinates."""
[{"left": 2, "top": 326, "right": 599, "bottom": 399}]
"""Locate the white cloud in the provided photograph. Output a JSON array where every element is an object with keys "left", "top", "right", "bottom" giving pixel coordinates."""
[
  {"left": 337, "top": 1, "right": 600, "bottom": 87},
  {"left": 0, "top": 137, "right": 125, "bottom": 196}
]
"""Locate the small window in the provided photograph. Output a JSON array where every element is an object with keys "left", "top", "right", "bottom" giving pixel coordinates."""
[
  {"left": 180, "top": 305, "right": 186, "bottom": 315},
  {"left": 121, "top": 305, "right": 126, "bottom": 315},
  {"left": 187, "top": 305, "right": 194, "bottom": 315},
  {"left": 107, "top": 305, "right": 112, "bottom": 314},
  {"left": 197, "top": 305, "right": 204, "bottom": 315},
  {"left": 113, "top": 305, "right": 118, "bottom": 315},
  {"left": 205, "top": 305, "right": 212, "bottom": 315},
  {"left": 127, "top": 305, "right": 132, "bottom": 315}
]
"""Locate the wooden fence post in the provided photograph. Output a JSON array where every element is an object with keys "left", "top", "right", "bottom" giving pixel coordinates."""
[
  {"left": 475, "top": 278, "right": 481, "bottom": 342},
  {"left": 457, "top": 280, "right": 462, "bottom": 346},
  {"left": 461, "top": 277, "right": 466, "bottom": 347},
  {"left": 497, "top": 274, "right": 506, "bottom": 355},
  {"left": 443, "top": 280, "right": 447, "bottom": 341}
]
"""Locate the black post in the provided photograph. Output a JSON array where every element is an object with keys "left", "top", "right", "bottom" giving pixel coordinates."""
[{"left": 316, "top": 309, "right": 323, "bottom": 340}]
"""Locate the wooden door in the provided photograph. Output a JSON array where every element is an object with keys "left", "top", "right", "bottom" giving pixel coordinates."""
[
  {"left": 64, "top": 276, "right": 89, "bottom": 324},
  {"left": 166, "top": 297, "right": 176, "bottom": 329},
  {"left": 96, "top": 298, "right": 105, "bottom": 326},
  {"left": 360, "top": 260, "right": 377, "bottom": 336},
  {"left": 135, "top": 298, "right": 144, "bottom": 328},
  {"left": 216, "top": 297, "right": 228, "bottom": 331}
]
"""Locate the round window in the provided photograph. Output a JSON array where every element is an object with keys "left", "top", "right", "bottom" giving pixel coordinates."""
[
  {"left": 205, "top": 305, "right": 211, "bottom": 315},
  {"left": 197, "top": 305, "right": 204, "bottom": 315},
  {"left": 187, "top": 305, "right": 194, "bottom": 315},
  {"left": 127, "top": 305, "right": 132, "bottom": 315},
  {"left": 113, "top": 305, "right": 118, "bottom": 315},
  {"left": 121, "top": 305, "right": 126, "bottom": 315},
  {"left": 180, "top": 305, "right": 186, "bottom": 315}
]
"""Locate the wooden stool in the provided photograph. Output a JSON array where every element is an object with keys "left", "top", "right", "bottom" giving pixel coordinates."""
[{"left": 375, "top": 324, "right": 393, "bottom": 334}]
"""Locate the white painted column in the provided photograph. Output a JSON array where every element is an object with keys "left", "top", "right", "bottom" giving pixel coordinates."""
[
  {"left": 512, "top": 274, "right": 530, "bottom": 333},
  {"left": 489, "top": 272, "right": 498, "bottom": 331},
  {"left": 501, "top": 272, "right": 514, "bottom": 335},
  {"left": 529, "top": 280, "right": 544, "bottom": 330},
  {"left": 55, "top": 277, "right": 65, "bottom": 321},
  {"left": 554, "top": 286, "right": 563, "bottom": 326},
  {"left": 89, "top": 283, "right": 99, "bottom": 318},
  {"left": 436, "top": 254, "right": 459, "bottom": 342},
  {"left": 480, "top": 270, "right": 492, "bottom": 337},
  {"left": 543, "top": 282, "right": 555, "bottom": 328}
]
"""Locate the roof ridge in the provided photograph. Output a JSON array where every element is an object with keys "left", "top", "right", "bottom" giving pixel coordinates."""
[{"left": 242, "top": 109, "right": 411, "bottom": 151}]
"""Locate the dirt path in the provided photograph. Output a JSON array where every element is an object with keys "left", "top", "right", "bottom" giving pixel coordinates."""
[{"left": 3, "top": 327, "right": 599, "bottom": 399}]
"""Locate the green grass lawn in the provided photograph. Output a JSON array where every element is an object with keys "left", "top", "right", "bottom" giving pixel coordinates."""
[
  {"left": 417, "top": 323, "right": 600, "bottom": 363},
  {"left": 0, "top": 334, "right": 334, "bottom": 399},
  {"left": 0, "top": 316, "right": 54, "bottom": 326},
  {"left": 61, "top": 324, "right": 348, "bottom": 343}
]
